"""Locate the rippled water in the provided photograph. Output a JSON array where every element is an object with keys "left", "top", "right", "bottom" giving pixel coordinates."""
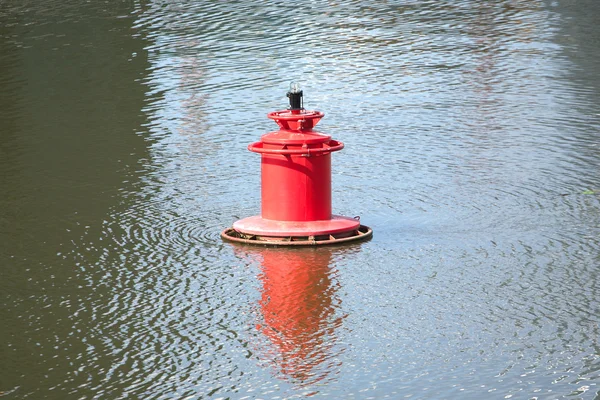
[{"left": 1, "top": 0, "right": 599, "bottom": 398}]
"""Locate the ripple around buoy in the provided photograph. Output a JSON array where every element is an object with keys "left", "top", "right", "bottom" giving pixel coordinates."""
[{"left": 104, "top": 203, "right": 232, "bottom": 257}]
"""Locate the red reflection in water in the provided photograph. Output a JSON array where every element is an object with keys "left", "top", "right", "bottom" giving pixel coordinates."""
[{"left": 251, "top": 247, "right": 343, "bottom": 386}]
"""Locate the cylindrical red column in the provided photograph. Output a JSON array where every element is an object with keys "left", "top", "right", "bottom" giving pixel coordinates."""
[
  {"left": 260, "top": 133, "right": 332, "bottom": 221},
  {"left": 261, "top": 152, "right": 331, "bottom": 221}
]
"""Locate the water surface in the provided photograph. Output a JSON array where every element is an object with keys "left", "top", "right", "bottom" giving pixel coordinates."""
[{"left": 1, "top": 0, "right": 599, "bottom": 398}]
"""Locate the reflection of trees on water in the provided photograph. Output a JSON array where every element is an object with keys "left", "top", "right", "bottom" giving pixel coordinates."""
[
  {"left": 135, "top": 2, "right": 215, "bottom": 161},
  {"left": 553, "top": 0, "right": 600, "bottom": 166},
  {"left": 177, "top": 50, "right": 213, "bottom": 160},
  {"left": 444, "top": 0, "right": 554, "bottom": 180},
  {"left": 555, "top": 0, "right": 600, "bottom": 88},
  {"left": 251, "top": 247, "right": 345, "bottom": 387},
  {"left": 462, "top": 0, "right": 548, "bottom": 130}
]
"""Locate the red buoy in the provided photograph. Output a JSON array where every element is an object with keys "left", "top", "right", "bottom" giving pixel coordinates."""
[{"left": 222, "top": 85, "right": 372, "bottom": 246}]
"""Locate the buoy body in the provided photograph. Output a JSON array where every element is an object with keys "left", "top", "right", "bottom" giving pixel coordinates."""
[
  {"left": 257, "top": 111, "right": 336, "bottom": 222},
  {"left": 221, "top": 89, "right": 372, "bottom": 246},
  {"left": 260, "top": 128, "right": 332, "bottom": 222}
]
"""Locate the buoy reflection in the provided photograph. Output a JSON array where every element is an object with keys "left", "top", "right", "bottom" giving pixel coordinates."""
[{"left": 250, "top": 247, "right": 344, "bottom": 387}]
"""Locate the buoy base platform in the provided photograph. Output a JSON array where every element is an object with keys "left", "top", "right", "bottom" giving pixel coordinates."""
[
  {"left": 233, "top": 214, "right": 361, "bottom": 237},
  {"left": 221, "top": 224, "right": 373, "bottom": 247}
]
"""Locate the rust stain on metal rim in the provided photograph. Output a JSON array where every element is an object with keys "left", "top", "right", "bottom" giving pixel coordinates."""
[{"left": 221, "top": 225, "right": 373, "bottom": 247}]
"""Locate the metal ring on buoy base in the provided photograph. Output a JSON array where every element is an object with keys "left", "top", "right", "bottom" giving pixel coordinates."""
[{"left": 221, "top": 225, "right": 373, "bottom": 247}]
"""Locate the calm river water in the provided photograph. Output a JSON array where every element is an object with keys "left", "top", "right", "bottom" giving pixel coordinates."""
[{"left": 1, "top": 1, "right": 599, "bottom": 399}]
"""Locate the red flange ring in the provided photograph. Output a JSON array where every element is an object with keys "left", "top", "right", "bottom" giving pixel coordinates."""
[
  {"left": 248, "top": 140, "right": 344, "bottom": 155},
  {"left": 267, "top": 110, "right": 324, "bottom": 120},
  {"left": 267, "top": 110, "right": 325, "bottom": 130}
]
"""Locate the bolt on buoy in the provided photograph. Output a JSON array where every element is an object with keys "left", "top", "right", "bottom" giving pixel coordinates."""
[{"left": 221, "top": 84, "right": 372, "bottom": 246}]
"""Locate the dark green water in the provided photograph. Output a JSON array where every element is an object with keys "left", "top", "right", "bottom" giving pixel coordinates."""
[{"left": 1, "top": 1, "right": 599, "bottom": 398}]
